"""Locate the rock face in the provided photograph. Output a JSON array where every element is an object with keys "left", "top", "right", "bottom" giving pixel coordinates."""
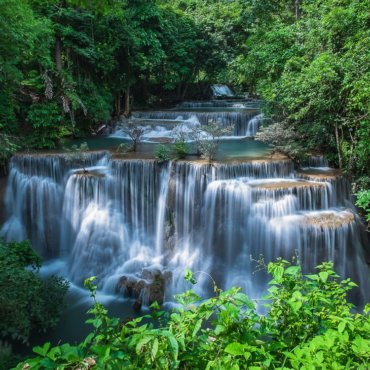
[{"left": 117, "top": 268, "right": 172, "bottom": 306}]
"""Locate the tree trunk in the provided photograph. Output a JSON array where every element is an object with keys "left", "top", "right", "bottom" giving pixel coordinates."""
[
  {"left": 181, "top": 84, "right": 189, "bottom": 100},
  {"left": 124, "top": 86, "right": 130, "bottom": 117},
  {"left": 334, "top": 122, "right": 342, "bottom": 169},
  {"left": 55, "top": 36, "right": 62, "bottom": 71},
  {"left": 295, "top": 0, "right": 301, "bottom": 20},
  {"left": 115, "top": 94, "right": 121, "bottom": 117}
]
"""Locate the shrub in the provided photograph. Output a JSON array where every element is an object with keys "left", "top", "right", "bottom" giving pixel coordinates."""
[
  {"left": 355, "top": 190, "right": 370, "bottom": 226},
  {"left": 155, "top": 144, "right": 171, "bottom": 163},
  {"left": 0, "top": 239, "right": 69, "bottom": 344},
  {"left": 15, "top": 260, "right": 370, "bottom": 369},
  {"left": 172, "top": 139, "right": 187, "bottom": 160}
]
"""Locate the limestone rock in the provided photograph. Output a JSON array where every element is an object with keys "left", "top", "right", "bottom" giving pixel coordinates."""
[{"left": 117, "top": 268, "right": 172, "bottom": 306}]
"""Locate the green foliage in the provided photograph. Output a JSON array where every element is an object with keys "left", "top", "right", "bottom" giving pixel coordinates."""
[
  {"left": 26, "top": 102, "right": 64, "bottom": 149},
  {"left": 0, "top": 239, "right": 69, "bottom": 344},
  {"left": 115, "top": 143, "right": 130, "bottom": 155},
  {"left": 16, "top": 260, "right": 370, "bottom": 369},
  {"left": 155, "top": 145, "right": 171, "bottom": 163},
  {"left": 0, "top": 341, "right": 20, "bottom": 370},
  {"left": 355, "top": 190, "right": 370, "bottom": 224},
  {"left": 0, "top": 134, "right": 20, "bottom": 172},
  {"left": 1, "top": 0, "right": 369, "bottom": 186},
  {"left": 255, "top": 121, "right": 306, "bottom": 162},
  {"left": 229, "top": 0, "right": 370, "bottom": 183},
  {"left": 172, "top": 138, "right": 187, "bottom": 160}
]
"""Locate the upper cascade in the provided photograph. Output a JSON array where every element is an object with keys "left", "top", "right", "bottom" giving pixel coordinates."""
[
  {"left": 111, "top": 91, "right": 264, "bottom": 140},
  {"left": 1, "top": 152, "right": 369, "bottom": 305},
  {"left": 211, "top": 84, "right": 235, "bottom": 97}
]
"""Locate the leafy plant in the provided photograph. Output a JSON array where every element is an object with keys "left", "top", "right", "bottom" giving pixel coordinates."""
[
  {"left": 0, "top": 239, "right": 69, "bottom": 344},
  {"left": 155, "top": 145, "right": 171, "bottom": 164},
  {"left": 355, "top": 190, "right": 370, "bottom": 225},
  {"left": 172, "top": 139, "right": 187, "bottom": 160},
  {"left": 15, "top": 260, "right": 370, "bottom": 369},
  {"left": 115, "top": 143, "right": 130, "bottom": 155}
]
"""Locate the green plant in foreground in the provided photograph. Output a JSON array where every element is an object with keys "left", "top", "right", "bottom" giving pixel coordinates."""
[{"left": 15, "top": 260, "right": 370, "bottom": 370}]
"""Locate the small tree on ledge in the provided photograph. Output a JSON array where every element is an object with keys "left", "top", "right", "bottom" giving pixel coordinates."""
[
  {"left": 121, "top": 121, "right": 144, "bottom": 152},
  {"left": 191, "top": 120, "right": 231, "bottom": 161}
]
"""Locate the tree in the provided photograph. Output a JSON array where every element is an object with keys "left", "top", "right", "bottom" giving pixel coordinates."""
[
  {"left": 229, "top": 0, "right": 370, "bottom": 186},
  {"left": 191, "top": 120, "right": 231, "bottom": 161},
  {"left": 121, "top": 121, "right": 145, "bottom": 152}
]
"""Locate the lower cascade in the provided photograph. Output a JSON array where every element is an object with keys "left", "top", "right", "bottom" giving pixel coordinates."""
[{"left": 2, "top": 151, "right": 369, "bottom": 305}]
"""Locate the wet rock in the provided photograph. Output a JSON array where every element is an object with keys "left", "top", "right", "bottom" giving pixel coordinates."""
[
  {"left": 117, "top": 268, "right": 172, "bottom": 306},
  {"left": 304, "top": 210, "right": 355, "bottom": 228}
]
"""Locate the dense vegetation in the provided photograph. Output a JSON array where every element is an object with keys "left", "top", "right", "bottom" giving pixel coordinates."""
[
  {"left": 238, "top": 0, "right": 370, "bottom": 190},
  {"left": 0, "top": 1, "right": 369, "bottom": 366},
  {"left": 0, "top": 0, "right": 244, "bottom": 155},
  {"left": 15, "top": 260, "right": 370, "bottom": 369},
  {"left": 0, "top": 240, "right": 68, "bottom": 368},
  {"left": 0, "top": 0, "right": 369, "bottom": 188}
]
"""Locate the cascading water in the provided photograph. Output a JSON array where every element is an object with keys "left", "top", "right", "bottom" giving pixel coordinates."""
[
  {"left": 246, "top": 113, "right": 264, "bottom": 137},
  {"left": 2, "top": 150, "right": 369, "bottom": 305},
  {"left": 127, "top": 110, "right": 260, "bottom": 137},
  {"left": 305, "top": 155, "right": 330, "bottom": 167},
  {"left": 211, "top": 84, "right": 234, "bottom": 97},
  {"left": 111, "top": 97, "right": 264, "bottom": 141},
  {"left": 1, "top": 94, "right": 369, "bottom": 306}
]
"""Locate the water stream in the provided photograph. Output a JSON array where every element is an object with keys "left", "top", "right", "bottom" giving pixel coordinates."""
[{"left": 1, "top": 96, "right": 369, "bottom": 343}]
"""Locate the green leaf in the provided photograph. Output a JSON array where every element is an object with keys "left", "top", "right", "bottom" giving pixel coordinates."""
[
  {"left": 215, "top": 325, "right": 225, "bottom": 335},
  {"left": 192, "top": 319, "right": 202, "bottom": 338},
  {"left": 185, "top": 268, "right": 197, "bottom": 284},
  {"left": 167, "top": 335, "right": 179, "bottom": 361},
  {"left": 151, "top": 338, "right": 159, "bottom": 360},
  {"left": 319, "top": 271, "right": 329, "bottom": 282},
  {"left": 306, "top": 274, "right": 319, "bottom": 281},
  {"left": 136, "top": 336, "right": 152, "bottom": 355},
  {"left": 33, "top": 342, "right": 51, "bottom": 356},
  {"left": 225, "top": 342, "right": 245, "bottom": 356},
  {"left": 338, "top": 321, "right": 346, "bottom": 333}
]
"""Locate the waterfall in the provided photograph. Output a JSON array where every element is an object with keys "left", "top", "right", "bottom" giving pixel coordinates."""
[
  {"left": 211, "top": 84, "right": 234, "bottom": 97},
  {"left": 246, "top": 113, "right": 264, "bottom": 136},
  {"left": 305, "top": 155, "right": 329, "bottom": 167},
  {"left": 177, "top": 100, "right": 260, "bottom": 109},
  {"left": 155, "top": 163, "right": 171, "bottom": 255},
  {"left": 129, "top": 110, "right": 260, "bottom": 137},
  {"left": 2, "top": 151, "right": 369, "bottom": 305}
]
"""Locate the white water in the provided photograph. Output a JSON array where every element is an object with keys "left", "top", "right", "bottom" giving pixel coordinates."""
[
  {"left": 1, "top": 152, "right": 369, "bottom": 305},
  {"left": 111, "top": 109, "right": 263, "bottom": 141},
  {"left": 211, "top": 84, "right": 234, "bottom": 97}
]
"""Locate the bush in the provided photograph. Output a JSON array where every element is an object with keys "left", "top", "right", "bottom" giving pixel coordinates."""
[
  {"left": 0, "top": 239, "right": 69, "bottom": 344},
  {"left": 15, "top": 260, "right": 370, "bottom": 369},
  {"left": 155, "top": 144, "right": 171, "bottom": 163},
  {"left": 355, "top": 190, "right": 370, "bottom": 226},
  {"left": 26, "top": 102, "right": 64, "bottom": 149},
  {"left": 172, "top": 139, "right": 187, "bottom": 160}
]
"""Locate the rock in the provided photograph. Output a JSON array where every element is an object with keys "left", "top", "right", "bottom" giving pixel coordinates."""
[
  {"left": 304, "top": 210, "right": 355, "bottom": 228},
  {"left": 117, "top": 268, "right": 172, "bottom": 306}
]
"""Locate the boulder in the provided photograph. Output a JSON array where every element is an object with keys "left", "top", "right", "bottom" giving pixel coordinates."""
[{"left": 117, "top": 268, "right": 172, "bottom": 306}]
